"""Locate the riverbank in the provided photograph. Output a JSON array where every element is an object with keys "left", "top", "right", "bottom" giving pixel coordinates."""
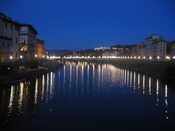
[
  {"left": 62, "top": 59, "right": 175, "bottom": 84},
  {"left": 0, "top": 59, "right": 62, "bottom": 85},
  {"left": 110, "top": 59, "right": 175, "bottom": 83}
]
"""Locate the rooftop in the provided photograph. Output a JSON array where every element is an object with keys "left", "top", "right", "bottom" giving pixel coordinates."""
[{"left": 0, "top": 12, "right": 38, "bottom": 34}]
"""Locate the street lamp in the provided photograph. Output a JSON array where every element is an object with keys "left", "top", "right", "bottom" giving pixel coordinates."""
[
  {"left": 20, "top": 55, "right": 23, "bottom": 59},
  {"left": 157, "top": 56, "right": 160, "bottom": 60},
  {"left": 149, "top": 56, "right": 152, "bottom": 60},
  {"left": 9, "top": 56, "right": 13, "bottom": 60},
  {"left": 166, "top": 56, "right": 171, "bottom": 60}
]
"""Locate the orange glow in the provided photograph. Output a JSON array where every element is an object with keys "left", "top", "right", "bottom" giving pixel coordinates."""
[{"left": 35, "top": 40, "right": 45, "bottom": 59}]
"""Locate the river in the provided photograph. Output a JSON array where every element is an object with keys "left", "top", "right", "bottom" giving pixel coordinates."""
[{"left": 0, "top": 62, "right": 175, "bottom": 130}]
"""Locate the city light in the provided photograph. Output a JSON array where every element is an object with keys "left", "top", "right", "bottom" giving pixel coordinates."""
[
  {"left": 149, "top": 56, "right": 152, "bottom": 60},
  {"left": 157, "top": 56, "right": 160, "bottom": 60},
  {"left": 20, "top": 55, "right": 23, "bottom": 59},
  {"left": 9, "top": 56, "right": 13, "bottom": 60},
  {"left": 59, "top": 55, "right": 175, "bottom": 61},
  {"left": 166, "top": 56, "right": 171, "bottom": 60}
]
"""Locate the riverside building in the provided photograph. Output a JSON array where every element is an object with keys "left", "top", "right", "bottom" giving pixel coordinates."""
[
  {"left": 138, "top": 35, "right": 167, "bottom": 59},
  {"left": 0, "top": 12, "right": 44, "bottom": 62},
  {"left": 0, "top": 13, "right": 20, "bottom": 62}
]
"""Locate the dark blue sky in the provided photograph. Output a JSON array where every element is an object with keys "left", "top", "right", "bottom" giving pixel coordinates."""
[{"left": 1, "top": 0, "right": 175, "bottom": 50}]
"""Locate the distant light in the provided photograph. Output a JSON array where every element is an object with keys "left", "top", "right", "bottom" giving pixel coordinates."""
[
  {"left": 143, "top": 56, "right": 146, "bottom": 59},
  {"left": 9, "top": 56, "right": 13, "bottom": 60},
  {"left": 149, "top": 56, "right": 152, "bottom": 60},
  {"left": 35, "top": 54, "right": 38, "bottom": 58},
  {"left": 166, "top": 56, "right": 171, "bottom": 60},
  {"left": 173, "top": 56, "right": 175, "bottom": 60},
  {"left": 20, "top": 55, "right": 23, "bottom": 59},
  {"left": 157, "top": 56, "right": 160, "bottom": 60}
]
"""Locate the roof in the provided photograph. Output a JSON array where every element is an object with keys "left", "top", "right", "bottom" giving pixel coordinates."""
[
  {"left": 20, "top": 24, "right": 38, "bottom": 34},
  {"left": 145, "top": 34, "right": 164, "bottom": 41},
  {"left": 0, "top": 12, "right": 38, "bottom": 34}
]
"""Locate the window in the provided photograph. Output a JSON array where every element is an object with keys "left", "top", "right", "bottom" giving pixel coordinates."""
[
  {"left": 5, "top": 23, "right": 7, "bottom": 29},
  {"left": 11, "top": 24, "right": 13, "bottom": 30}
]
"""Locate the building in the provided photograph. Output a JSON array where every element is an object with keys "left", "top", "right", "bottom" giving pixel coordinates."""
[
  {"left": 167, "top": 41, "right": 175, "bottom": 56},
  {"left": 0, "top": 13, "right": 20, "bottom": 62},
  {"left": 0, "top": 12, "right": 44, "bottom": 62},
  {"left": 18, "top": 24, "right": 38, "bottom": 59},
  {"left": 102, "top": 50, "right": 119, "bottom": 56},
  {"left": 111, "top": 45, "right": 137, "bottom": 56},
  {"left": 35, "top": 39, "right": 45, "bottom": 59},
  {"left": 138, "top": 35, "right": 167, "bottom": 58},
  {"left": 137, "top": 43, "right": 146, "bottom": 56},
  {"left": 94, "top": 46, "right": 110, "bottom": 51}
]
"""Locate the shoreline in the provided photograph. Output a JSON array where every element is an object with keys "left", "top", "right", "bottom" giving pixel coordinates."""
[
  {"left": 0, "top": 60, "right": 62, "bottom": 85},
  {"left": 62, "top": 59, "right": 175, "bottom": 84}
]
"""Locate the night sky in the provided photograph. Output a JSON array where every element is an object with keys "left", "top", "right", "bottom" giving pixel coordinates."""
[{"left": 1, "top": 0, "right": 175, "bottom": 50}]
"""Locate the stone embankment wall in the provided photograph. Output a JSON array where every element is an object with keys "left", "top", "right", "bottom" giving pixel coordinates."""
[{"left": 63, "top": 59, "right": 175, "bottom": 83}]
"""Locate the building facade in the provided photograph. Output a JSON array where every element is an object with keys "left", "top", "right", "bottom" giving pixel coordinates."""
[
  {"left": 0, "top": 13, "right": 20, "bottom": 62},
  {"left": 35, "top": 39, "right": 45, "bottom": 59},
  {"left": 18, "top": 24, "right": 38, "bottom": 59},
  {"left": 138, "top": 35, "right": 167, "bottom": 58},
  {"left": 0, "top": 12, "right": 44, "bottom": 62}
]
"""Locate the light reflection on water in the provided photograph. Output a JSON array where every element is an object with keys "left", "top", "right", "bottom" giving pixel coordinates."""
[
  {"left": 61, "top": 62, "right": 170, "bottom": 120},
  {"left": 0, "top": 62, "right": 174, "bottom": 129},
  {"left": 0, "top": 72, "right": 56, "bottom": 126}
]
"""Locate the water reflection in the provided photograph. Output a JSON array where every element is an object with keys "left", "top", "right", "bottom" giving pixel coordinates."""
[
  {"left": 0, "top": 72, "right": 56, "bottom": 125},
  {"left": 61, "top": 62, "right": 170, "bottom": 120},
  {"left": 0, "top": 62, "right": 172, "bottom": 129}
]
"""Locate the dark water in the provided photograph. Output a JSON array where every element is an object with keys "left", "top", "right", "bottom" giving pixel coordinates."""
[{"left": 0, "top": 62, "right": 175, "bottom": 130}]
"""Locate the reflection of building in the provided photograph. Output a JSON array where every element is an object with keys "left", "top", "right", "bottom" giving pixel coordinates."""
[
  {"left": 0, "top": 13, "right": 20, "bottom": 62},
  {"left": 35, "top": 39, "right": 45, "bottom": 59}
]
